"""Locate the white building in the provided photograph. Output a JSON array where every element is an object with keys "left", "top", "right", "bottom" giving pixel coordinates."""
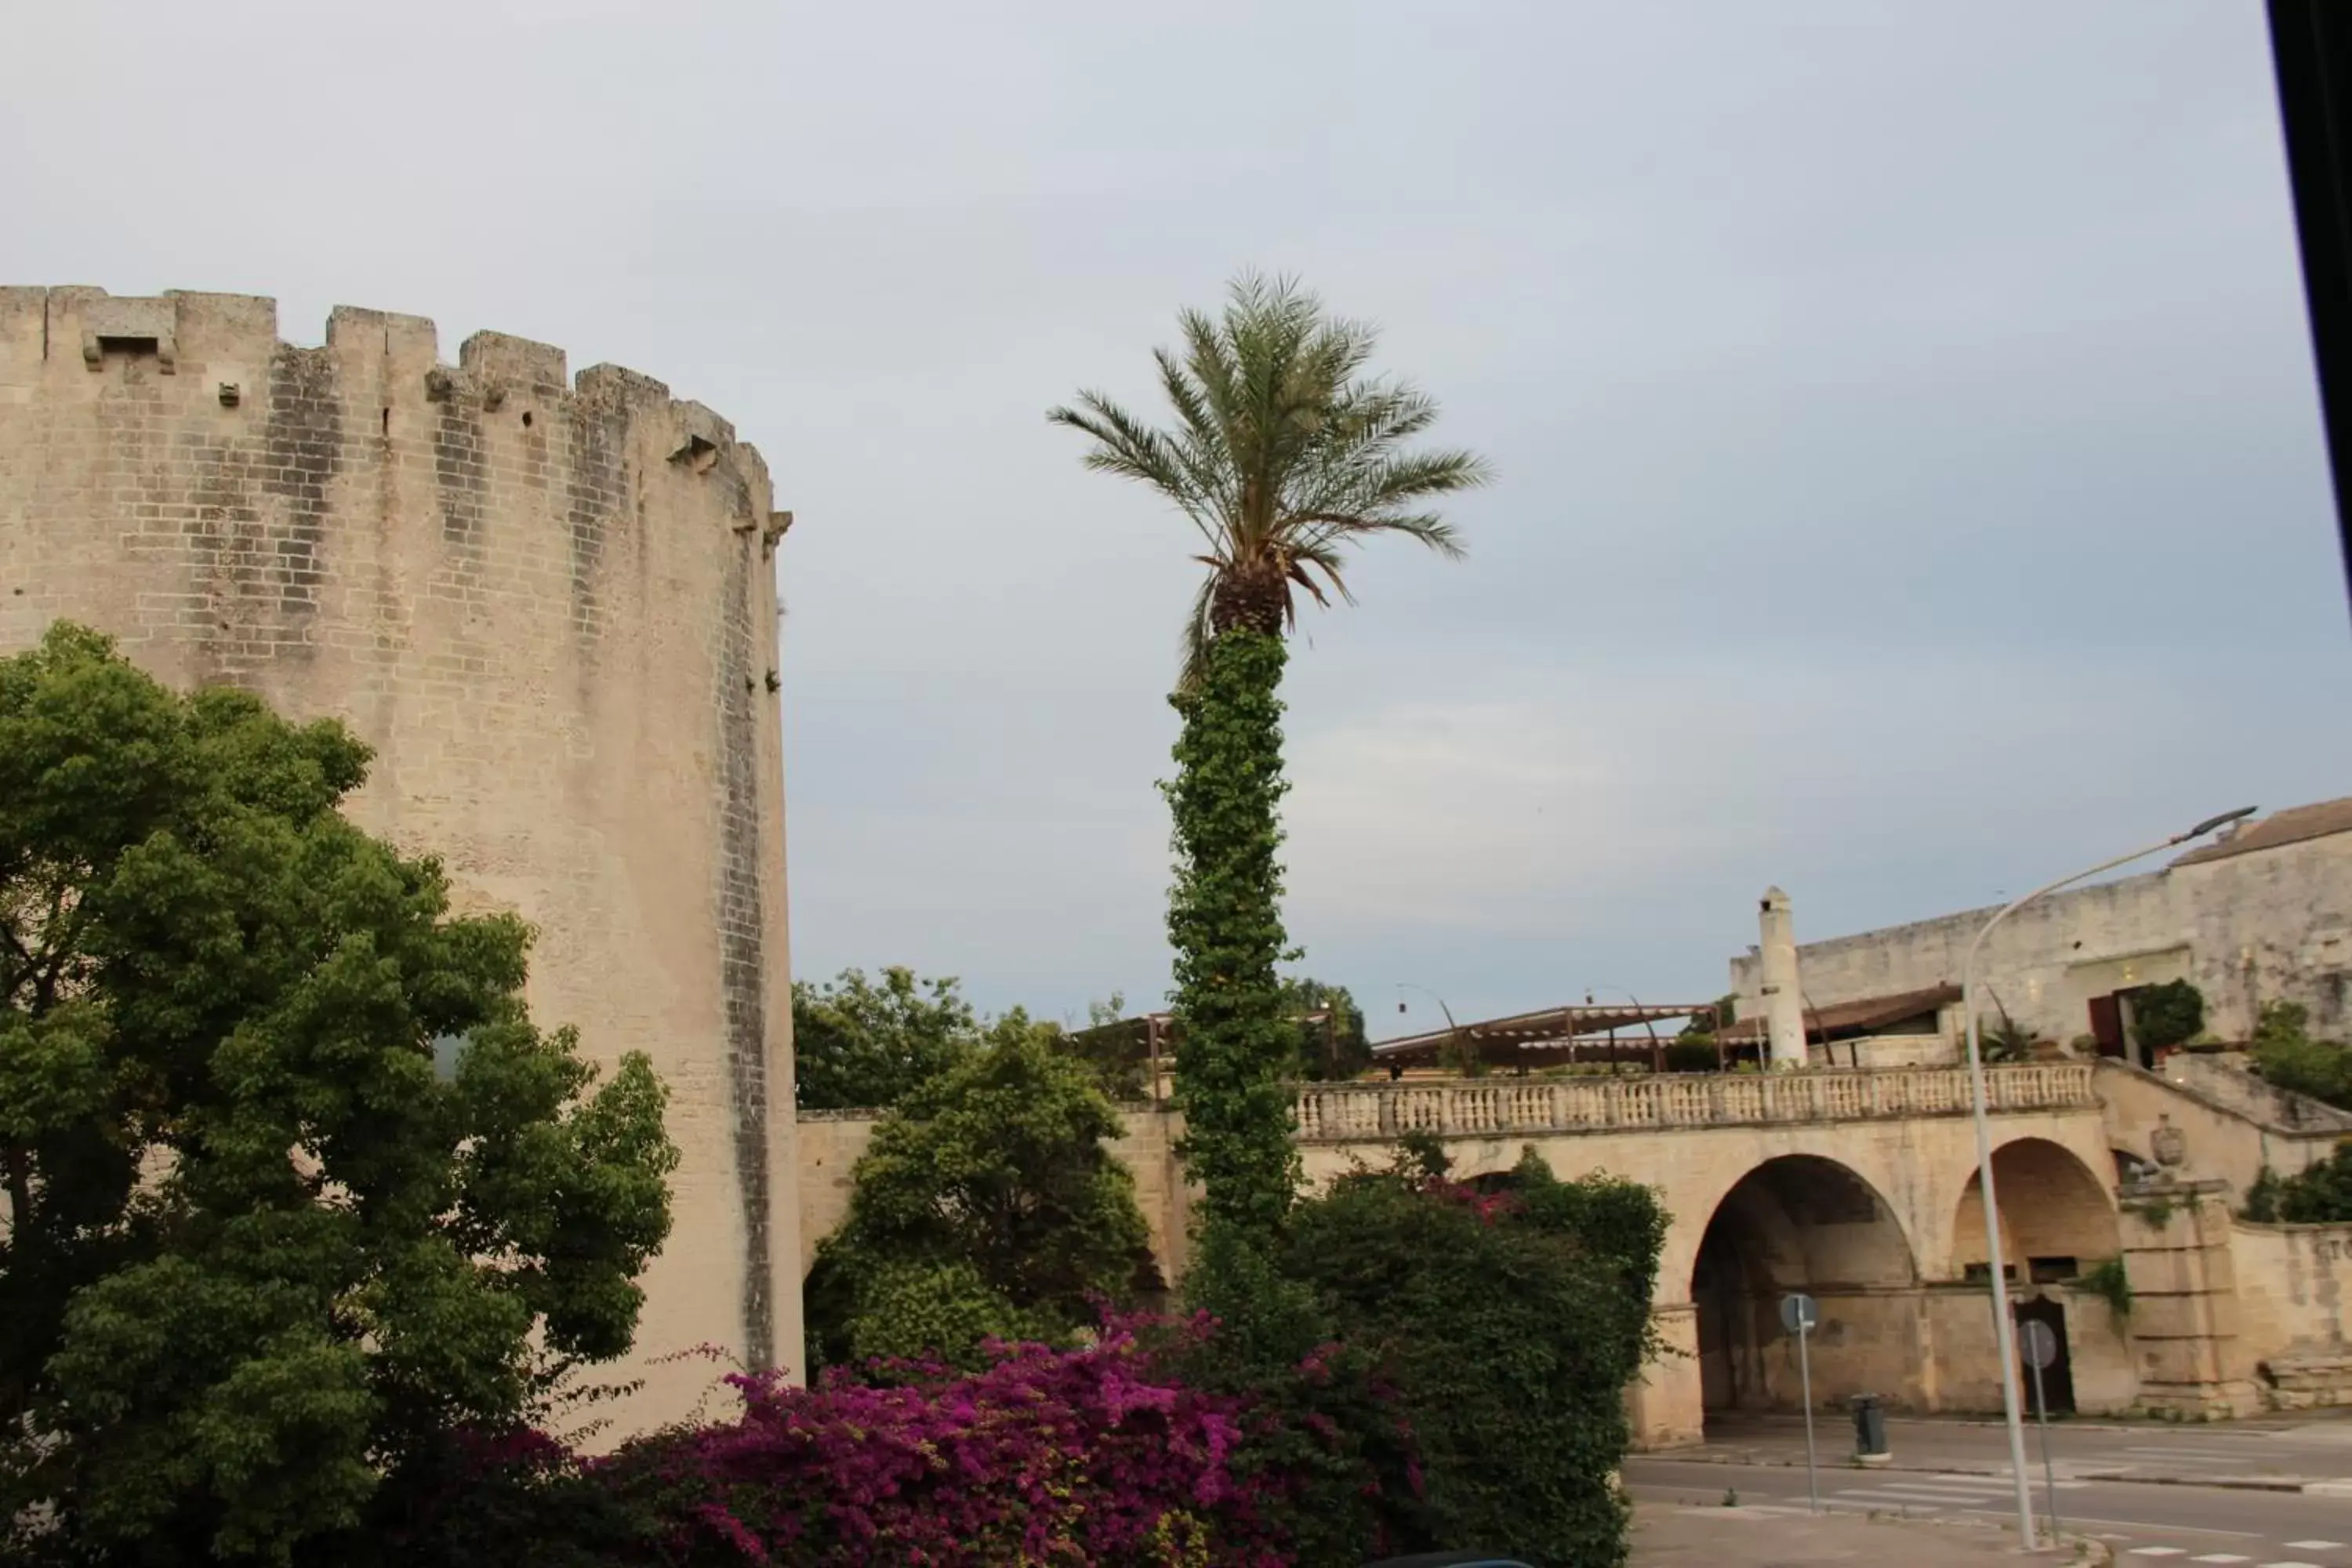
[{"left": 1726, "top": 797, "right": 2352, "bottom": 1067}]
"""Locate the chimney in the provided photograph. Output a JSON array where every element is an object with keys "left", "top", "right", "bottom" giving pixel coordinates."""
[{"left": 1758, "top": 886, "right": 1808, "bottom": 1072}]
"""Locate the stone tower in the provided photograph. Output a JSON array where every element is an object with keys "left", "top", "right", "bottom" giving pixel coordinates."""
[
  {"left": 0, "top": 287, "right": 800, "bottom": 1432},
  {"left": 1758, "top": 886, "right": 1808, "bottom": 1071}
]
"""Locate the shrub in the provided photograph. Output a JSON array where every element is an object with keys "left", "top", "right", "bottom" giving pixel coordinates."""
[
  {"left": 2250, "top": 1001, "right": 2352, "bottom": 1110},
  {"left": 2242, "top": 1148, "right": 2352, "bottom": 1224},
  {"left": 2133, "top": 981, "right": 2205, "bottom": 1053},
  {"left": 1189, "top": 1146, "right": 1666, "bottom": 1568},
  {"left": 1663, "top": 1040, "right": 1722, "bottom": 1073},
  {"left": 393, "top": 1323, "right": 1406, "bottom": 1567},
  {"left": 805, "top": 1022, "right": 1155, "bottom": 1374}
]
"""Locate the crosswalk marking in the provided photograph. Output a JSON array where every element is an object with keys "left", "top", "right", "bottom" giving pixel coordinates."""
[
  {"left": 2261, "top": 1561, "right": 2325, "bottom": 1568},
  {"left": 2283, "top": 1544, "right": 2346, "bottom": 1552},
  {"left": 2128, "top": 1550, "right": 2187, "bottom": 1559},
  {"left": 2187, "top": 1555, "right": 2249, "bottom": 1564}
]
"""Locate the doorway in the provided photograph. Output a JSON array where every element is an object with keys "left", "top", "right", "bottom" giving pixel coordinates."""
[{"left": 2015, "top": 1295, "right": 2075, "bottom": 1415}]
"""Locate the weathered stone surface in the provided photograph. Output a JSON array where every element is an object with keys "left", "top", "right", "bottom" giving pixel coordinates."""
[{"left": 0, "top": 286, "right": 800, "bottom": 1438}]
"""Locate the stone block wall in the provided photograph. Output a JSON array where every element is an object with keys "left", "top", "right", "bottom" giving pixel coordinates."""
[
  {"left": 2229, "top": 1220, "right": 2352, "bottom": 1410},
  {"left": 0, "top": 286, "right": 800, "bottom": 1436},
  {"left": 1730, "top": 829, "right": 2352, "bottom": 1048}
]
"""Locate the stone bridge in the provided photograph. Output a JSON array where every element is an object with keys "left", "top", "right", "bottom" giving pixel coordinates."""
[{"left": 800, "top": 1063, "right": 2139, "bottom": 1447}]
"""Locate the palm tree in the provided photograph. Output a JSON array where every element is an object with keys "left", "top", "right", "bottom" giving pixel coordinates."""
[
  {"left": 1049, "top": 273, "right": 1490, "bottom": 687},
  {"left": 1048, "top": 274, "right": 1489, "bottom": 1236}
]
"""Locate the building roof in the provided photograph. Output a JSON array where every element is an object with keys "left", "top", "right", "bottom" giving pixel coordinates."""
[
  {"left": 1370, "top": 1002, "right": 1711, "bottom": 1068},
  {"left": 2170, "top": 796, "right": 2352, "bottom": 867},
  {"left": 1716, "top": 982, "right": 1962, "bottom": 1044}
]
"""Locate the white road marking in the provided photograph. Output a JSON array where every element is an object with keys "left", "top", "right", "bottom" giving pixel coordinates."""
[
  {"left": 2042, "top": 1519, "right": 2263, "bottom": 1539},
  {"left": 2188, "top": 1556, "right": 2250, "bottom": 1564},
  {"left": 2129, "top": 1550, "right": 2188, "bottom": 1559},
  {"left": 2283, "top": 1545, "right": 2345, "bottom": 1552},
  {"left": 1869, "top": 1485, "right": 2022, "bottom": 1501},
  {"left": 2260, "top": 1561, "right": 2325, "bottom": 1568}
]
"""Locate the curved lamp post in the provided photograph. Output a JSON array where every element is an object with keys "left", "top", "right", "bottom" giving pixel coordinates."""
[
  {"left": 1395, "top": 983, "right": 1465, "bottom": 1073},
  {"left": 1585, "top": 984, "right": 1663, "bottom": 1071},
  {"left": 1963, "top": 805, "right": 2255, "bottom": 1551}
]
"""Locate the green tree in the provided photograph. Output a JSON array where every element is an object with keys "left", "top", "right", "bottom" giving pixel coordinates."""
[
  {"left": 2250, "top": 1000, "right": 2352, "bottom": 1110},
  {"left": 804, "top": 1016, "right": 1155, "bottom": 1372},
  {"left": 791, "top": 965, "right": 978, "bottom": 1111},
  {"left": 1051, "top": 274, "right": 1488, "bottom": 1236},
  {"left": 1279, "top": 976, "right": 1369, "bottom": 1080},
  {"left": 0, "top": 624, "right": 677, "bottom": 1565}
]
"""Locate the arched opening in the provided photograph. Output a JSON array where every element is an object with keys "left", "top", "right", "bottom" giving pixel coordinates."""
[
  {"left": 1951, "top": 1137, "right": 2121, "bottom": 1285},
  {"left": 1690, "top": 1155, "right": 1919, "bottom": 1428},
  {"left": 1949, "top": 1137, "right": 2123, "bottom": 1417}
]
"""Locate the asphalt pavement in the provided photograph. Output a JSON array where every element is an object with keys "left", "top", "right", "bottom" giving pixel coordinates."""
[{"left": 1626, "top": 1417, "right": 2352, "bottom": 1568}]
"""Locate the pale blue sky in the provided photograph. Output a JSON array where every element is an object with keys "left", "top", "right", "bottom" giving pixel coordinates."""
[{"left": 9, "top": 2, "right": 2349, "bottom": 1033}]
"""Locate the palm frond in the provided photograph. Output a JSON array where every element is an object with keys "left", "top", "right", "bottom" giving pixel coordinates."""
[{"left": 1052, "top": 270, "right": 1490, "bottom": 673}]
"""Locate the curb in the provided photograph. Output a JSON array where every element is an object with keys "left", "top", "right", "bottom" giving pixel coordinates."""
[{"left": 1635, "top": 1448, "right": 2343, "bottom": 1494}]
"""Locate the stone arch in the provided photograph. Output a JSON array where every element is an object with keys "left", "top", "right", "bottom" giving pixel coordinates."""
[
  {"left": 1690, "top": 1155, "right": 1922, "bottom": 1424},
  {"left": 1951, "top": 1135, "right": 2121, "bottom": 1281}
]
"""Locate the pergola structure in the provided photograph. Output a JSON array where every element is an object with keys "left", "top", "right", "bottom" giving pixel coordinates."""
[{"left": 1368, "top": 1001, "right": 1723, "bottom": 1076}]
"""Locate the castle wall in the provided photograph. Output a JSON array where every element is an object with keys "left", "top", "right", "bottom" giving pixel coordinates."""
[{"left": 0, "top": 286, "right": 800, "bottom": 1434}]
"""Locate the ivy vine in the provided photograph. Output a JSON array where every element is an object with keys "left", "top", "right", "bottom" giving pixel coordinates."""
[{"left": 1163, "top": 630, "right": 1301, "bottom": 1236}]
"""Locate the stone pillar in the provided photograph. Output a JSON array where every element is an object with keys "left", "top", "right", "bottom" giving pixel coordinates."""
[
  {"left": 1627, "top": 1302, "right": 1705, "bottom": 1449},
  {"left": 1759, "top": 887, "right": 1809, "bottom": 1072},
  {"left": 2122, "top": 1178, "right": 2260, "bottom": 1417}
]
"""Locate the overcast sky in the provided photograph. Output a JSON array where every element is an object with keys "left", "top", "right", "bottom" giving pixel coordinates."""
[{"left": 11, "top": 2, "right": 2351, "bottom": 1033}]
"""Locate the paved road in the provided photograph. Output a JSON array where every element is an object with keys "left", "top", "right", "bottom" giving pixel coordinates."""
[
  {"left": 1693, "top": 1413, "right": 2352, "bottom": 1488},
  {"left": 1625, "top": 1457, "right": 2352, "bottom": 1567}
]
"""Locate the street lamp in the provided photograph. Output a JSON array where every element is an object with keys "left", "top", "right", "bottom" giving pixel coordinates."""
[
  {"left": 1962, "top": 805, "right": 2256, "bottom": 1552},
  {"left": 1395, "top": 984, "right": 1465, "bottom": 1074}
]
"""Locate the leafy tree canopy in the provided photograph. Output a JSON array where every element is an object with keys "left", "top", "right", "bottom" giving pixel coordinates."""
[
  {"left": 2250, "top": 1000, "right": 2352, "bottom": 1111},
  {"left": 804, "top": 1018, "right": 1155, "bottom": 1373},
  {"left": 791, "top": 965, "right": 978, "bottom": 1111},
  {"left": 1048, "top": 272, "right": 1490, "bottom": 684},
  {"left": 1278, "top": 976, "right": 1369, "bottom": 1080},
  {"left": 0, "top": 624, "right": 677, "bottom": 1566}
]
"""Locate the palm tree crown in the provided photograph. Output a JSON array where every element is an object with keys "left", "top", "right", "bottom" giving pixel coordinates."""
[{"left": 1049, "top": 273, "right": 1491, "bottom": 681}]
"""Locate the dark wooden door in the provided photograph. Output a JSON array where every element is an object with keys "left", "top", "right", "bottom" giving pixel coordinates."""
[
  {"left": 2016, "top": 1296, "right": 2076, "bottom": 1415},
  {"left": 2087, "top": 994, "right": 2127, "bottom": 1058}
]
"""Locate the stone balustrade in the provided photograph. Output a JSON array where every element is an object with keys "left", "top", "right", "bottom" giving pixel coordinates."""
[{"left": 1290, "top": 1062, "right": 2095, "bottom": 1142}]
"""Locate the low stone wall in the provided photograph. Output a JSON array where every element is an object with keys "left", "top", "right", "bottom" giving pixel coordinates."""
[{"left": 2230, "top": 1218, "right": 2352, "bottom": 1410}]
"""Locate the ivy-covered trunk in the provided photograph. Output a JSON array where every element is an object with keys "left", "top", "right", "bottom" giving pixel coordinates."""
[{"left": 1163, "top": 629, "right": 1301, "bottom": 1236}]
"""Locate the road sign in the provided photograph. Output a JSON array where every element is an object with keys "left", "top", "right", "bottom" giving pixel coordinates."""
[
  {"left": 2019, "top": 1316, "right": 2065, "bottom": 1542},
  {"left": 1779, "top": 1292, "right": 1818, "bottom": 1335}
]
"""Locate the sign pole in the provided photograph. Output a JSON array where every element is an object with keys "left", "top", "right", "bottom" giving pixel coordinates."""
[
  {"left": 2024, "top": 1322, "right": 2063, "bottom": 1546},
  {"left": 1782, "top": 1292, "right": 1821, "bottom": 1515},
  {"left": 1798, "top": 1321, "right": 1818, "bottom": 1513}
]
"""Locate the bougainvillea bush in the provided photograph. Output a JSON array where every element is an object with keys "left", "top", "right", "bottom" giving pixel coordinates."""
[
  {"left": 383, "top": 1316, "right": 1420, "bottom": 1568},
  {"left": 383, "top": 1142, "right": 1660, "bottom": 1568}
]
